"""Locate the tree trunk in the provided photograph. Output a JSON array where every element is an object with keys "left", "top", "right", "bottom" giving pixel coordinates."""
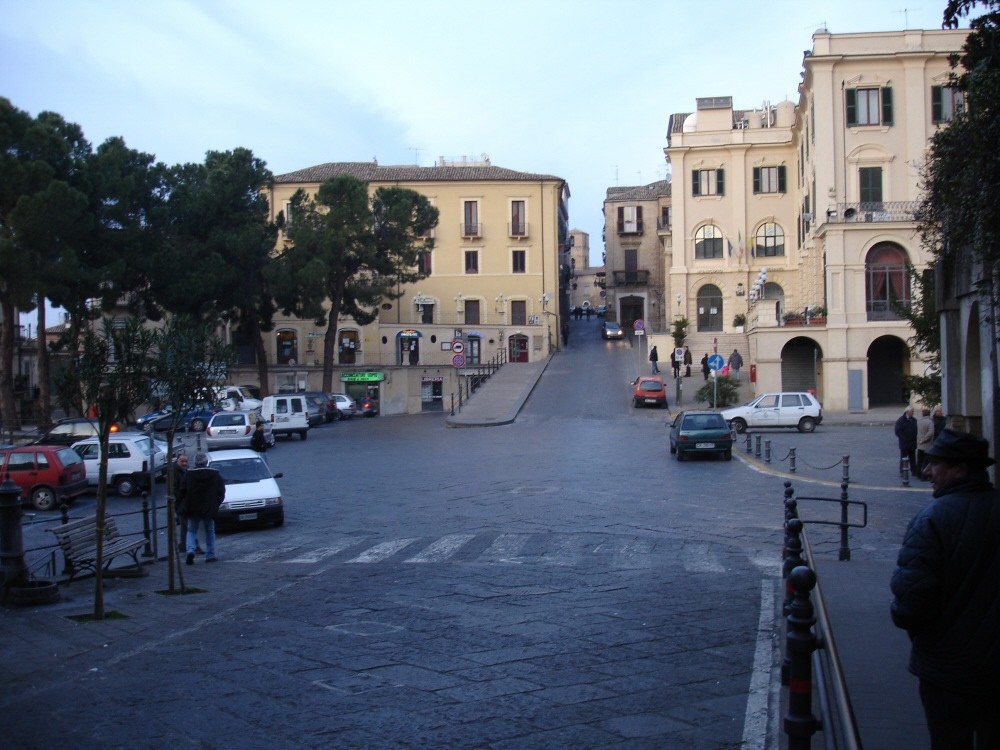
[
  {"left": 249, "top": 315, "right": 270, "bottom": 398},
  {"left": 0, "top": 298, "right": 19, "bottom": 435},
  {"left": 37, "top": 302, "right": 52, "bottom": 426}
]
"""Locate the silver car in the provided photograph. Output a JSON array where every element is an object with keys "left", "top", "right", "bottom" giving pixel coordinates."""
[
  {"left": 205, "top": 411, "right": 275, "bottom": 450},
  {"left": 329, "top": 393, "right": 357, "bottom": 419}
]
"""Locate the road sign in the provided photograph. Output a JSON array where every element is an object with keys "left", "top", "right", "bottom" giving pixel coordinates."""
[
  {"left": 451, "top": 341, "right": 465, "bottom": 354},
  {"left": 451, "top": 354, "right": 466, "bottom": 368},
  {"left": 633, "top": 319, "right": 645, "bottom": 331},
  {"left": 708, "top": 353, "right": 725, "bottom": 371}
]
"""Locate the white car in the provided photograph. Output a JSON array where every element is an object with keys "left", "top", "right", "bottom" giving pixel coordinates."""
[
  {"left": 72, "top": 433, "right": 168, "bottom": 497},
  {"left": 215, "top": 385, "right": 263, "bottom": 411},
  {"left": 205, "top": 411, "right": 275, "bottom": 450},
  {"left": 329, "top": 393, "right": 357, "bottom": 419},
  {"left": 721, "top": 392, "right": 823, "bottom": 434},
  {"left": 208, "top": 449, "right": 284, "bottom": 528}
]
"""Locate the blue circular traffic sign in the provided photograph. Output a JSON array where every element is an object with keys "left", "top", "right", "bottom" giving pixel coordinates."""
[{"left": 708, "top": 353, "right": 725, "bottom": 371}]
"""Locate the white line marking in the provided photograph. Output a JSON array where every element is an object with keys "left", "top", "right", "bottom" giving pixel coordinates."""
[
  {"left": 478, "top": 533, "right": 530, "bottom": 563},
  {"left": 285, "top": 539, "right": 359, "bottom": 563},
  {"left": 346, "top": 538, "right": 419, "bottom": 563},
  {"left": 683, "top": 543, "right": 726, "bottom": 573},
  {"left": 404, "top": 533, "right": 476, "bottom": 563},
  {"left": 742, "top": 579, "right": 778, "bottom": 750}
]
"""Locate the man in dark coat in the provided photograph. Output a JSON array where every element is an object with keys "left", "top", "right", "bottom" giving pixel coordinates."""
[
  {"left": 895, "top": 406, "right": 918, "bottom": 476},
  {"left": 180, "top": 452, "right": 226, "bottom": 564},
  {"left": 891, "top": 429, "right": 1000, "bottom": 749}
]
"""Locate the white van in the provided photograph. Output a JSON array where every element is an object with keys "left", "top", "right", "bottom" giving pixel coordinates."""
[
  {"left": 260, "top": 394, "right": 310, "bottom": 440},
  {"left": 215, "top": 385, "right": 263, "bottom": 411}
]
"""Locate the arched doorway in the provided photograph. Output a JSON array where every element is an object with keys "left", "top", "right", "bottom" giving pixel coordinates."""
[
  {"left": 867, "top": 335, "right": 909, "bottom": 405},
  {"left": 865, "top": 243, "right": 910, "bottom": 320},
  {"left": 509, "top": 334, "right": 529, "bottom": 363},
  {"left": 760, "top": 282, "right": 785, "bottom": 325},
  {"left": 697, "top": 284, "right": 723, "bottom": 332},
  {"left": 780, "top": 337, "right": 823, "bottom": 394},
  {"left": 619, "top": 295, "right": 644, "bottom": 331}
]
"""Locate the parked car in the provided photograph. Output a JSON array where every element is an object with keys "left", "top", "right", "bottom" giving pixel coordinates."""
[
  {"left": 668, "top": 411, "right": 734, "bottom": 461},
  {"left": 145, "top": 403, "right": 219, "bottom": 433},
  {"left": 360, "top": 395, "right": 379, "bottom": 417},
  {"left": 30, "top": 417, "right": 120, "bottom": 446},
  {"left": 632, "top": 376, "right": 668, "bottom": 409},
  {"left": 208, "top": 449, "right": 284, "bottom": 528},
  {"left": 299, "top": 392, "right": 328, "bottom": 426},
  {"left": 0, "top": 444, "right": 89, "bottom": 510},
  {"left": 205, "top": 411, "right": 275, "bottom": 450},
  {"left": 328, "top": 393, "right": 357, "bottom": 420},
  {"left": 721, "top": 391, "right": 823, "bottom": 434},
  {"left": 72, "top": 433, "right": 167, "bottom": 497},
  {"left": 260, "top": 394, "right": 310, "bottom": 440},
  {"left": 601, "top": 321, "right": 624, "bottom": 340},
  {"left": 214, "top": 385, "right": 263, "bottom": 411},
  {"left": 596, "top": 305, "right": 607, "bottom": 317}
]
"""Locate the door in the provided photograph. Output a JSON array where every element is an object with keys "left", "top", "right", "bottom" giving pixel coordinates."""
[
  {"left": 697, "top": 285, "right": 723, "bottom": 332},
  {"left": 509, "top": 335, "right": 529, "bottom": 363}
]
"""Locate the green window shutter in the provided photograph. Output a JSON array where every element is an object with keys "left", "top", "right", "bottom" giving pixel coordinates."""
[
  {"left": 691, "top": 170, "right": 700, "bottom": 196},
  {"left": 778, "top": 166, "right": 787, "bottom": 193},
  {"left": 717, "top": 169, "right": 725, "bottom": 196},
  {"left": 881, "top": 87, "right": 893, "bottom": 125},
  {"left": 752, "top": 167, "right": 761, "bottom": 194},
  {"left": 845, "top": 88, "right": 857, "bottom": 126},
  {"left": 931, "top": 86, "right": 943, "bottom": 122}
]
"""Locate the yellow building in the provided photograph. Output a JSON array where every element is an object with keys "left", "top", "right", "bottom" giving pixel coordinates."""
[
  {"left": 566, "top": 229, "right": 605, "bottom": 315},
  {"left": 657, "top": 28, "right": 968, "bottom": 411},
  {"left": 249, "top": 159, "right": 569, "bottom": 414}
]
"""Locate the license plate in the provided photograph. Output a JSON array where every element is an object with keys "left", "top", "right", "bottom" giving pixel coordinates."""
[
  {"left": 221, "top": 429, "right": 237, "bottom": 434},
  {"left": 644, "top": 398, "right": 659, "bottom": 403},
  {"left": 238, "top": 512, "right": 258, "bottom": 521},
  {"left": 695, "top": 442, "right": 714, "bottom": 449}
]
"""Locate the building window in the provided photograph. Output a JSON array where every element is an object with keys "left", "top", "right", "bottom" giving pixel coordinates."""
[
  {"left": 462, "top": 200, "right": 480, "bottom": 237},
  {"left": 419, "top": 303, "right": 434, "bottom": 324},
  {"left": 617, "top": 206, "right": 643, "bottom": 234},
  {"left": 753, "top": 166, "right": 786, "bottom": 194},
  {"left": 276, "top": 329, "right": 298, "bottom": 365},
  {"left": 692, "top": 169, "right": 724, "bottom": 197},
  {"left": 931, "top": 85, "right": 963, "bottom": 123},
  {"left": 659, "top": 206, "right": 671, "bottom": 230},
  {"left": 511, "top": 300, "right": 527, "bottom": 325},
  {"left": 417, "top": 251, "right": 432, "bottom": 275},
  {"left": 846, "top": 87, "right": 893, "bottom": 126},
  {"left": 859, "top": 167, "right": 883, "bottom": 205},
  {"left": 755, "top": 223, "right": 785, "bottom": 257},
  {"left": 281, "top": 200, "right": 293, "bottom": 237},
  {"left": 512, "top": 249, "right": 526, "bottom": 273},
  {"left": 866, "top": 243, "right": 910, "bottom": 320},
  {"left": 465, "top": 250, "right": 479, "bottom": 274},
  {"left": 510, "top": 200, "right": 526, "bottom": 236},
  {"left": 464, "top": 299, "right": 480, "bottom": 325},
  {"left": 694, "top": 225, "right": 724, "bottom": 259}
]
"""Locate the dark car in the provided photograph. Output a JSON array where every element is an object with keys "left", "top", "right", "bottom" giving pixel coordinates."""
[
  {"left": 299, "top": 392, "right": 329, "bottom": 426},
  {"left": 146, "top": 403, "right": 219, "bottom": 433},
  {"left": 601, "top": 321, "right": 624, "bottom": 340},
  {"left": 31, "top": 417, "right": 120, "bottom": 446},
  {"left": 668, "top": 410, "right": 734, "bottom": 461},
  {"left": 632, "top": 376, "right": 668, "bottom": 409},
  {"left": 0, "top": 444, "right": 89, "bottom": 510}
]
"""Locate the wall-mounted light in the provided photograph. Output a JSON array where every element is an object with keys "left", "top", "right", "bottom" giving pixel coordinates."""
[
  {"left": 736, "top": 283, "right": 745, "bottom": 296},
  {"left": 675, "top": 293, "right": 682, "bottom": 307}
]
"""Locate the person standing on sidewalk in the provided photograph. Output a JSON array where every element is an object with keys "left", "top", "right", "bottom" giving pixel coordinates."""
[
  {"left": 727, "top": 349, "right": 743, "bottom": 382},
  {"left": 180, "top": 452, "right": 225, "bottom": 564},
  {"left": 649, "top": 345, "right": 659, "bottom": 374},
  {"left": 916, "top": 408, "right": 934, "bottom": 480},
  {"left": 700, "top": 353, "right": 710, "bottom": 381},
  {"left": 895, "top": 406, "right": 918, "bottom": 477},
  {"left": 683, "top": 346, "right": 692, "bottom": 377},
  {"left": 890, "top": 429, "right": 1000, "bottom": 749}
]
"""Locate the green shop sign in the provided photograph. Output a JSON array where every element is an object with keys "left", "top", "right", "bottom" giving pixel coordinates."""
[{"left": 340, "top": 371, "right": 385, "bottom": 383}]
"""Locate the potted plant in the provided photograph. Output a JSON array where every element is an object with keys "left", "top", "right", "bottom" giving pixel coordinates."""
[
  {"left": 671, "top": 317, "right": 689, "bottom": 348},
  {"left": 733, "top": 313, "right": 746, "bottom": 332},
  {"left": 783, "top": 311, "right": 804, "bottom": 326},
  {"left": 806, "top": 306, "right": 827, "bottom": 325}
]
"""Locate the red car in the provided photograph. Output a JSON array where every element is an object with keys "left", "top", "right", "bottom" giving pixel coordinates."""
[
  {"left": 632, "top": 376, "right": 669, "bottom": 409},
  {"left": 0, "top": 445, "right": 89, "bottom": 511}
]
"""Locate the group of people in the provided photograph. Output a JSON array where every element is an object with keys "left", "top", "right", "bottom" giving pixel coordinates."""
[
  {"left": 649, "top": 345, "right": 697, "bottom": 378},
  {"left": 894, "top": 404, "right": 946, "bottom": 479}
]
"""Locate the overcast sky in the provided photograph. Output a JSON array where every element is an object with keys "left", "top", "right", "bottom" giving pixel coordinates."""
[{"left": 3, "top": 0, "right": 963, "bottom": 275}]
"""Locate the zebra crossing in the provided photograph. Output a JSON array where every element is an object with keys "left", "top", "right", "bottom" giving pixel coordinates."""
[{"left": 225, "top": 531, "right": 782, "bottom": 574}]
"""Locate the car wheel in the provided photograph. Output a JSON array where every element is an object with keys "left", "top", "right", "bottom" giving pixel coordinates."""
[
  {"left": 273, "top": 516, "right": 284, "bottom": 527},
  {"left": 31, "top": 486, "right": 58, "bottom": 512},
  {"left": 798, "top": 417, "right": 817, "bottom": 433},
  {"left": 633, "top": 398, "right": 640, "bottom": 408},
  {"left": 724, "top": 450, "right": 732, "bottom": 461},
  {"left": 191, "top": 418, "right": 206, "bottom": 432},
  {"left": 114, "top": 475, "right": 138, "bottom": 498},
  {"left": 731, "top": 418, "right": 748, "bottom": 434},
  {"left": 300, "top": 430, "right": 308, "bottom": 440},
  {"left": 669, "top": 443, "right": 676, "bottom": 454},
  {"left": 676, "top": 450, "right": 685, "bottom": 462}
]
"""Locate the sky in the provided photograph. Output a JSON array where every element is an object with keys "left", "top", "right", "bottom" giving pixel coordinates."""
[{"left": 2, "top": 0, "right": 964, "bottom": 279}]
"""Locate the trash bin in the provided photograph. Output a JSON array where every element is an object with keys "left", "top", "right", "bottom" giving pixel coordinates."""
[{"left": 750, "top": 364, "right": 757, "bottom": 383}]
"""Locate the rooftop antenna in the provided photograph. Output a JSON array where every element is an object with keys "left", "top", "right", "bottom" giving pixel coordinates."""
[
  {"left": 408, "top": 147, "right": 423, "bottom": 166},
  {"left": 895, "top": 8, "right": 916, "bottom": 29}
]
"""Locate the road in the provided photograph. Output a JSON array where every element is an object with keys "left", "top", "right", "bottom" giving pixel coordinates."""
[{"left": 7, "top": 317, "right": 831, "bottom": 749}]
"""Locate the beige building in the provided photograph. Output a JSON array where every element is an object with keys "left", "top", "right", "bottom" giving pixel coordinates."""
[
  {"left": 238, "top": 159, "right": 569, "bottom": 414},
  {"left": 566, "top": 229, "right": 605, "bottom": 314},
  {"left": 656, "top": 28, "right": 968, "bottom": 411}
]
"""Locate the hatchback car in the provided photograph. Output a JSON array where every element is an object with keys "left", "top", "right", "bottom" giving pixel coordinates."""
[
  {"left": 632, "top": 376, "right": 668, "bottom": 409},
  {"left": 329, "top": 393, "right": 357, "bottom": 419},
  {"left": 72, "top": 433, "right": 167, "bottom": 497},
  {"left": 205, "top": 411, "right": 275, "bottom": 450},
  {"left": 144, "top": 403, "right": 219, "bottom": 433},
  {"left": 30, "top": 417, "right": 120, "bottom": 446},
  {"left": 601, "top": 321, "right": 624, "bottom": 340},
  {"left": 669, "top": 411, "right": 735, "bottom": 461},
  {"left": 0, "top": 445, "right": 89, "bottom": 510},
  {"left": 721, "top": 391, "right": 823, "bottom": 434},
  {"left": 208, "top": 449, "right": 284, "bottom": 528},
  {"left": 299, "top": 392, "right": 329, "bottom": 426}
]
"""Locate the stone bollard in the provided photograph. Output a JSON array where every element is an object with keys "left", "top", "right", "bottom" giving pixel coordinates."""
[
  {"left": 764, "top": 439, "right": 771, "bottom": 464},
  {"left": 901, "top": 456, "right": 911, "bottom": 487},
  {"left": 789, "top": 447, "right": 797, "bottom": 473},
  {"left": 784, "top": 566, "right": 819, "bottom": 749},
  {"left": 842, "top": 455, "right": 850, "bottom": 485},
  {"left": 755, "top": 434, "right": 762, "bottom": 458},
  {"left": 745, "top": 432, "right": 753, "bottom": 454}
]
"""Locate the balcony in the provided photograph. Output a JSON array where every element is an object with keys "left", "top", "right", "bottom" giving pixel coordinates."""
[
  {"left": 461, "top": 223, "right": 482, "bottom": 239},
  {"left": 824, "top": 201, "right": 919, "bottom": 224},
  {"left": 508, "top": 222, "right": 529, "bottom": 238},
  {"left": 611, "top": 270, "right": 650, "bottom": 286},
  {"left": 616, "top": 220, "right": 644, "bottom": 235}
]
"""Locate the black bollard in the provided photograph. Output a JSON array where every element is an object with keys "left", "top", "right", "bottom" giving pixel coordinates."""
[
  {"left": 765, "top": 439, "right": 771, "bottom": 464},
  {"left": 755, "top": 434, "right": 762, "bottom": 458},
  {"left": 745, "top": 432, "right": 753, "bottom": 454},
  {"left": 141, "top": 493, "right": 153, "bottom": 558},
  {"left": 842, "top": 455, "right": 850, "bottom": 485},
  {"left": 838, "top": 482, "right": 851, "bottom": 562},
  {"left": 0, "top": 475, "right": 28, "bottom": 589},
  {"left": 789, "top": 447, "right": 797, "bottom": 473},
  {"left": 782, "top": 518, "right": 805, "bottom": 617},
  {"left": 901, "top": 456, "right": 910, "bottom": 487},
  {"left": 784, "top": 566, "right": 819, "bottom": 749}
]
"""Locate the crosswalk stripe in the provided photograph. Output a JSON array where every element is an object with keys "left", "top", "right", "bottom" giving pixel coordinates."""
[
  {"left": 232, "top": 546, "right": 299, "bottom": 563},
  {"left": 285, "top": 539, "right": 359, "bottom": 564},
  {"left": 683, "top": 543, "right": 727, "bottom": 573},
  {"left": 346, "top": 538, "right": 419, "bottom": 564},
  {"left": 478, "top": 533, "right": 531, "bottom": 563},
  {"left": 404, "top": 533, "right": 476, "bottom": 563}
]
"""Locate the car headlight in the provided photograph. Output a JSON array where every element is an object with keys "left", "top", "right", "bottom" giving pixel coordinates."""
[{"left": 263, "top": 496, "right": 282, "bottom": 506}]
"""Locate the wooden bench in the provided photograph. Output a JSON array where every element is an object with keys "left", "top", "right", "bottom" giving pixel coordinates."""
[{"left": 49, "top": 516, "right": 146, "bottom": 582}]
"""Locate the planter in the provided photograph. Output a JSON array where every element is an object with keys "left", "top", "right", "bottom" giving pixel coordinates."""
[
  {"left": 6, "top": 580, "right": 61, "bottom": 606},
  {"left": 783, "top": 319, "right": 804, "bottom": 326},
  {"left": 807, "top": 317, "right": 827, "bottom": 326}
]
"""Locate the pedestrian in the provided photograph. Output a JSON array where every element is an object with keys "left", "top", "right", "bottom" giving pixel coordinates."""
[
  {"left": 649, "top": 345, "right": 659, "bottom": 374},
  {"left": 171, "top": 452, "right": 200, "bottom": 554},
  {"left": 932, "top": 405, "right": 946, "bottom": 438},
  {"left": 670, "top": 349, "right": 680, "bottom": 378},
  {"left": 251, "top": 419, "right": 268, "bottom": 454},
  {"left": 683, "top": 346, "right": 692, "bottom": 377},
  {"left": 701, "top": 353, "right": 710, "bottom": 381},
  {"left": 916, "top": 407, "right": 934, "bottom": 480},
  {"left": 890, "top": 429, "right": 1000, "bottom": 749},
  {"left": 727, "top": 349, "right": 744, "bottom": 382},
  {"left": 180, "top": 452, "right": 226, "bottom": 564},
  {"left": 895, "top": 405, "right": 918, "bottom": 477},
  {"left": 561, "top": 321, "right": 569, "bottom": 346}
]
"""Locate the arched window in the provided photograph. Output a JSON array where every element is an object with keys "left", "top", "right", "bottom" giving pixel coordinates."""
[
  {"left": 275, "top": 329, "right": 298, "bottom": 365},
  {"left": 696, "top": 284, "right": 723, "bottom": 332},
  {"left": 865, "top": 243, "right": 910, "bottom": 320},
  {"left": 755, "top": 222, "right": 785, "bottom": 257},
  {"left": 695, "top": 225, "right": 724, "bottom": 259}
]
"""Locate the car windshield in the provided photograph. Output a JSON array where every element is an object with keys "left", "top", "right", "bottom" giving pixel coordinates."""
[
  {"left": 683, "top": 414, "right": 727, "bottom": 430},
  {"left": 211, "top": 457, "right": 271, "bottom": 484}
]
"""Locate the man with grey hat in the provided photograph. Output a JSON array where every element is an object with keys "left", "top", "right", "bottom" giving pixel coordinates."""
[
  {"left": 179, "top": 452, "right": 225, "bottom": 564},
  {"left": 891, "top": 429, "right": 1000, "bottom": 748}
]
